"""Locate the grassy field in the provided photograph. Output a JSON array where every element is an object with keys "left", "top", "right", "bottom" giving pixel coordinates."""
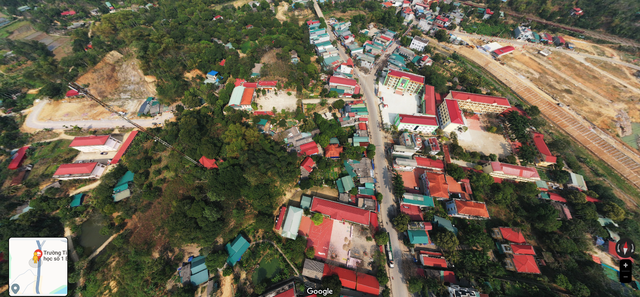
[
  {"left": 27, "top": 140, "right": 79, "bottom": 183},
  {"left": 0, "top": 21, "right": 29, "bottom": 38},
  {"left": 251, "top": 256, "right": 281, "bottom": 284},
  {"left": 241, "top": 41, "right": 255, "bottom": 54}
]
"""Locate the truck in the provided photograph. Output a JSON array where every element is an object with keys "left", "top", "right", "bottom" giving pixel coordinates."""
[{"left": 386, "top": 232, "right": 394, "bottom": 268}]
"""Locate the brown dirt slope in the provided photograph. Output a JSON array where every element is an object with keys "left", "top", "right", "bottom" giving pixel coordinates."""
[{"left": 76, "top": 51, "right": 156, "bottom": 100}]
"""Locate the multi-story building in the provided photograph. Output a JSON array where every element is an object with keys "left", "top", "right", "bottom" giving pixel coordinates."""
[
  {"left": 444, "top": 91, "right": 511, "bottom": 113},
  {"left": 437, "top": 99, "right": 466, "bottom": 133},
  {"left": 482, "top": 162, "right": 541, "bottom": 182},
  {"left": 395, "top": 114, "right": 439, "bottom": 134},
  {"left": 382, "top": 70, "right": 425, "bottom": 95},
  {"left": 329, "top": 76, "right": 359, "bottom": 96},
  {"left": 423, "top": 85, "right": 438, "bottom": 116},
  {"left": 410, "top": 36, "right": 430, "bottom": 51},
  {"left": 69, "top": 135, "right": 121, "bottom": 152},
  {"left": 531, "top": 132, "right": 557, "bottom": 167},
  {"left": 52, "top": 162, "right": 108, "bottom": 180},
  {"left": 514, "top": 26, "right": 534, "bottom": 41}
]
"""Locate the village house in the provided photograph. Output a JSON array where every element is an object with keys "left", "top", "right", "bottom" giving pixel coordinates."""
[{"left": 69, "top": 135, "right": 122, "bottom": 153}]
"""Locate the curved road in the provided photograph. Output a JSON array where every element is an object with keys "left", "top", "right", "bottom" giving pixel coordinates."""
[{"left": 24, "top": 100, "right": 174, "bottom": 130}]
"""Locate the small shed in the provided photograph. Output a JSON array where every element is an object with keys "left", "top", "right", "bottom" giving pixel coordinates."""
[{"left": 226, "top": 234, "right": 250, "bottom": 266}]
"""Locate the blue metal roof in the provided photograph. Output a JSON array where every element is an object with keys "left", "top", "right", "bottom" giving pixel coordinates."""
[{"left": 207, "top": 70, "right": 219, "bottom": 76}]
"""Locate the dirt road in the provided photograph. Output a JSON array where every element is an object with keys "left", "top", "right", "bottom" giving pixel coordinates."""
[
  {"left": 25, "top": 100, "right": 174, "bottom": 130},
  {"left": 456, "top": 46, "right": 640, "bottom": 196}
]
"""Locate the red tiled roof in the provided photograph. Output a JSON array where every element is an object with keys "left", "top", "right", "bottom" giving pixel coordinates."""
[
  {"left": 382, "top": 2, "right": 393, "bottom": 7},
  {"left": 415, "top": 157, "right": 444, "bottom": 170},
  {"left": 329, "top": 76, "right": 357, "bottom": 87},
  {"left": 69, "top": 135, "right": 110, "bottom": 147},
  {"left": 8, "top": 146, "right": 29, "bottom": 170},
  {"left": 454, "top": 200, "right": 490, "bottom": 218},
  {"left": 379, "top": 35, "right": 392, "bottom": 41},
  {"left": 61, "top": 10, "right": 76, "bottom": 16},
  {"left": 499, "top": 227, "right": 526, "bottom": 243},
  {"left": 258, "top": 80, "right": 278, "bottom": 87},
  {"left": 311, "top": 198, "right": 371, "bottom": 225},
  {"left": 324, "top": 144, "right": 344, "bottom": 158},
  {"left": 274, "top": 288, "right": 295, "bottom": 297},
  {"left": 388, "top": 70, "right": 425, "bottom": 84},
  {"left": 219, "top": 59, "right": 226, "bottom": 66},
  {"left": 489, "top": 162, "right": 540, "bottom": 179},
  {"left": 443, "top": 270, "right": 456, "bottom": 283},
  {"left": 397, "top": 114, "right": 438, "bottom": 126},
  {"left": 199, "top": 156, "right": 219, "bottom": 169},
  {"left": 241, "top": 88, "right": 254, "bottom": 105},
  {"left": 532, "top": 132, "right": 556, "bottom": 163},
  {"left": 110, "top": 131, "right": 138, "bottom": 164},
  {"left": 323, "top": 265, "right": 357, "bottom": 289},
  {"left": 400, "top": 203, "right": 424, "bottom": 221},
  {"left": 511, "top": 244, "right": 535, "bottom": 255},
  {"left": 356, "top": 273, "right": 380, "bottom": 295},
  {"left": 445, "top": 100, "right": 464, "bottom": 124},
  {"left": 243, "top": 82, "right": 258, "bottom": 88},
  {"left": 53, "top": 162, "right": 97, "bottom": 176},
  {"left": 512, "top": 254, "right": 540, "bottom": 274},
  {"left": 460, "top": 178, "right": 473, "bottom": 194},
  {"left": 548, "top": 192, "right": 567, "bottom": 203},
  {"left": 66, "top": 90, "right": 79, "bottom": 97},
  {"left": 424, "top": 85, "right": 437, "bottom": 116},
  {"left": 426, "top": 172, "right": 448, "bottom": 199},
  {"left": 298, "top": 141, "right": 319, "bottom": 156},
  {"left": 420, "top": 250, "right": 443, "bottom": 256},
  {"left": 400, "top": 170, "right": 421, "bottom": 193},
  {"left": 449, "top": 91, "right": 511, "bottom": 107},
  {"left": 275, "top": 206, "right": 286, "bottom": 230},
  {"left": 436, "top": 15, "right": 450, "bottom": 22},
  {"left": 301, "top": 156, "right": 315, "bottom": 172},
  {"left": 421, "top": 255, "right": 447, "bottom": 268},
  {"left": 358, "top": 123, "right": 367, "bottom": 130}
]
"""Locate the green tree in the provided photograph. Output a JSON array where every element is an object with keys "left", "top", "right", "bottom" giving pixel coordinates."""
[
  {"left": 408, "top": 277, "right": 424, "bottom": 293},
  {"left": 565, "top": 190, "right": 587, "bottom": 204},
  {"left": 446, "top": 163, "right": 465, "bottom": 181},
  {"left": 460, "top": 223, "right": 493, "bottom": 250},
  {"left": 377, "top": 268, "right": 389, "bottom": 286},
  {"left": 601, "top": 201, "right": 625, "bottom": 222},
  {"left": 366, "top": 144, "right": 376, "bottom": 158},
  {"left": 392, "top": 172, "right": 406, "bottom": 198},
  {"left": 435, "top": 29, "right": 448, "bottom": 42},
  {"left": 205, "top": 251, "right": 228, "bottom": 269},
  {"left": 332, "top": 99, "right": 345, "bottom": 110},
  {"left": 432, "top": 230, "right": 459, "bottom": 252},
  {"left": 374, "top": 231, "right": 390, "bottom": 246},
  {"left": 556, "top": 274, "right": 573, "bottom": 290},
  {"left": 393, "top": 213, "right": 410, "bottom": 233},
  {"left": 571, "top": 281, "right": 590, "bottom": 297},
  {"left": 306, "top": 246, "right": 315, "bottom": 259},
  {"left": 321, "top": 275, "right": 342, "bottom": 297},
  {"left": 312, "top": 213, "right": 324, "bottom": 226}
]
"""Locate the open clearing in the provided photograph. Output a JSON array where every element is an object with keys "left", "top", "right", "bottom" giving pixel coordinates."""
[
  {"left": 76, "top": 50, "right": 157, "bottom": 100},
  {"left": 458, "top": 116, "right": 512, "bottom": 158},
  {"left": 6, "top": 22, "right": 73, "bottom": 59},
  {"left": 276, "top": 2, "right": 289, "bottom": 22},
  {"left": 255, "top": 91, "right": 297, "bottom": 112},
  {"left": 37, "top": 98, "right": 143, "bottom": 121}
]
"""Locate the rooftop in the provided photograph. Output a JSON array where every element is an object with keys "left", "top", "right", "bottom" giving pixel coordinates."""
[
  {"left": 329, "top": 75, "right": 358, "bottom": 87},
  {"left": 423, "top": 85, "right": 437, "bottom": 116},
  {"left": 512, "top": 254, "right": 541, "bottom": 274},
  {"left": 449, "top": 91, "right": 511, "bottom": 107},
  {"left": 53, "top": 162, "right": 98, "bottom": 176},
  {"left": 454, "top": 200, "right": 490, "bottom": 218},
  {"left": 69, "top": 135, "right": 110, "bottom": 147},
  {"left": 445, "top": 99, "right": 464, "bottom": 124},
  {"left": 531, "top": 133, "right": 556, "bottom": 163},
  {"left": 387, "top": 69, "right": 425, "bottom": 84},
  {"left": 396, "top": 114, "right": 438, "bottom": 126},
  {"left": 311, "top": 197, "right": 371, "bottom": 225},
  {"left": 511, "top": 244, "right": 535, "bottom": 255},
  {"left": 499, "top": 227, "right": 526, "bottom": 243},
  {"left": 488, "top": 162, "right": 540, "bottom": 179}
]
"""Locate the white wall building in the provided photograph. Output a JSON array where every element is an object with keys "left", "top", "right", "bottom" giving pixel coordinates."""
[
  {"left": 409, "top": 36, "right": 430, "bottom": 52},
  {"left": 69, "top": 135, "right": 121, "bottom": 152}
]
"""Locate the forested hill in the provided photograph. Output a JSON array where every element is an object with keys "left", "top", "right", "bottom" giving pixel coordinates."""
[{"left": 503, "top": 0, "right": 640, "bottom": 42}]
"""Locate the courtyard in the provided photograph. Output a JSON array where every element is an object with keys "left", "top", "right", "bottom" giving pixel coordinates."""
[
  {"left": 255, "top": 91, "right": 298, "bottom": 112},
  {"left": 327, "top": 220, "right": 377, "bottom": 272},
  {"left": 457, "top": 115, "right": 512, "bottom": 158},
  {"left": 377, "top": 82, "right": 421, "bottom": 126}
]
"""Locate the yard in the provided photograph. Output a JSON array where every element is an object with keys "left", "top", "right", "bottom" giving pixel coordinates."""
[
  {"left": 27, "top": 140, "right": 79, "bottom": 183},
  {"left": 255, "top": 91, "right": 298, "bottom": 112},
  {"left": 251, "top": 256, "right": 282, "bottom": 284},
  {"left": 327, "top": 220, "right": 377, "bottom": 272},
  {"left": 457, "top": 116, "right": 511, "bottom": 158}
]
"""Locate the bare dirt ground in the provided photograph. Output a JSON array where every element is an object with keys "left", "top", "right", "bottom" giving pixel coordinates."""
[
  {"left": 8, "top": 23, "right": 73, "bottom": 59},
  {"left": 585, "top": 58, "right": 640, "bottom": 90},
  {"left": 276, "top": 2, "right": 289, "bottom": 22},
  {"left": 184, "top": 69, "right": 206, "bottom": 81},
  {"left": 76, "top": 50, "right": 156, "bottom": 100},
  {"left": 260, "top": 49, "right": 281, "bottom": 64},
  {"left": 325, "top": 10, "right": 366, "bottom": 19},
  {"left": 255, "top": 90, "right": 297, "bottom": 112},
  {"left": 218, "top": 273, "right": 234, "bottom": 297},
  {"left": 36, "top": 98, "right": 143, "bottom": 121},
  {"left": 457, "top": 117, "right": 512, "bottom": 158}
]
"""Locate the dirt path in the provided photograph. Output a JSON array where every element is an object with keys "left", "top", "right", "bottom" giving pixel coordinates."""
[
  {"left": 454, "top": 45, "right": 640, "bottom": 199},
  {"left": 69, "top": 180, "right": 102, "bottom": 195},
  {"left": 571, "top": 55, "right": 640, "bottom": 96},
  {"left": 276, "top": 2, "right": 289, "bottom": 22},
  {"left": 218, "top": 273, "right": 234, "bottom": 297}
]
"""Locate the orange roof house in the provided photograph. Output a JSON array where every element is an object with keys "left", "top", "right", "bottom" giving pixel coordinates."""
[
  {"left": 324, "top": 144, "right": 344, "bottom": 158},
  {"left": 446, "top": 199, "right": 490, "bottom": 219},
  {"left": 424, "top": 172, "right": 449, "bottom": 199}
]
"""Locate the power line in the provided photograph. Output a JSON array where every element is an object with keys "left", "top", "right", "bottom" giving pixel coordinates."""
[{"left": 68, "top": 82, "right": 202, "bottom": 167}]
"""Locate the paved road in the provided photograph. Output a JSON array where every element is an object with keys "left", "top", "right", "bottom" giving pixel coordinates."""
[
  {"left": 453, "top": 31, "right": 640, "bottom": 71},
  {"left": 24, "top": 100, "right": 174, "bottom": 130}
]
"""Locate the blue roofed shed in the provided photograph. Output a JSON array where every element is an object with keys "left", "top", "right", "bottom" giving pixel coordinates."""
[
  {"left": 70, "top": 194, "right": 83, "bottom": 207},
  {"left": 180, "top": 255, "right": 209, "bottom": 286},
  {"left": 117, "top": 171, "right": 134, "bottom": 186},
  {"left": 226, "top": 235, "right": 250, "bottom": 266},
  {"left": 300, "top": 195, "right": 313, "bottom": 209}
]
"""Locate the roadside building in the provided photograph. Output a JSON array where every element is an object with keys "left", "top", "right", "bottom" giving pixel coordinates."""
[
  {"left": 567, "top": 172, "right": 587, "bottom": 191},
  {"left": 69, "top": 135, "right": 122, "bottom": 152},
  {"left": 356, "top": 273, "right": 380, "bottom": 295},
  {"left": 52, "top": 162, "right": 108, "bottom": 180},
  {"left": 437, "top": 99, "right": 466, "bottom": 133},
  {"left": 531, "top": 132, "right": 556, "bottom": 167},
  {"left": 514, "top": 26, "right": 534, "bottom": 41},
  {"left": 226, "top": 234, "right": 250, "bottom": 266},
  {"left": 434, "top": 15, "right": 450, "bottom": 28},
  {"left": 281, "top": 206, "right": 303, "bottom": 240},
  {"left": 553, "top": 36, "right": 565, "bottom": 46},
  {"left": 420, "top": 251, "right": 447, "bottom": 268},
  {"left": 445, "top": 199, "right": 490, "bottom": 220},
  {"left": 482, "top": 162, "right": 541, "bottom": 182},
  {"left": 540, "top": 33, "right": 553, "bottom": 44},
  {"left": 421, "top": 172, "right": 449, "bottom": 200},
  {"left": 382, "top": 70, "right": 425, "bottom": 95},
  {"left": 310, "top": 197, "right": 373, "bottom": 226},
  {"left": 410, "top": 36, "right": 430, "bottom": 51},
  {"left": 394, "top": 114, "right": 439, "bottom": 134},
  {"left": 329, "top": 76, "right": 360, "bottom": 97},
  {"left": 491, "top": 46, "right": 515, "bottom": 58},
  {"left": 402, "top": 193, "right": 435, "bottom": 208},
  {"left": 323, "top": 265, "right": 357, "bottom": 289}
]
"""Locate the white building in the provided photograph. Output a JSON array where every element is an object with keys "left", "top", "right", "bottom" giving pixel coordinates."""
[
  {"left": 409, "top": 36, "right": 430, "bottom": 52},
  {"left": 52, "top": 162, "right": 108, "bottom": 180},
  {"left": 514, "top": 26, "right": 534, "bottom": 41},
  {"left": 69, "top": 135, "right": 121, "bottom": 152},
  {"left": 437, "top": 99, "right": 466, "bottom": 133},
  {"left": 395, "top": 114, "right": 439, "bottom": 134}
]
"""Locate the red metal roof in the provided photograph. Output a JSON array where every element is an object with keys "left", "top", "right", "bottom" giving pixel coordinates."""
[
  {"left": 532, "top": 132, "right": 556, "bottom": 163},
  {"left": 512, "top": 254, "right": 540, "bottom": 274},
  {"left": 370, "top": 212, "right": 379, "bottom": 232},
  {"left": 219, "top": 59, "right": 226, "bottom": 66},
  {"left": 253, "top": 111, "right": 274, "bottom": 115},
  {"left": 234, "top": 79, "right": 246, "bottom": 87},
  {"left": 421, "top": 255, "right": 447, "bottom": 268},
  {"left": 489, "top": 162, "right": 540, "bottom": 179},
  {"left": 301, "top": 156, "right": 315, "bottom": 172},
  {"left": 307, "top": 20, "right": 320, "bottom": 25},
  {"left": 499, "top": 227, "right": 526, "bottom": 243},
  {"left": 423, "top": 85, "right": 437, "bottom": 116},
  {"left": 557, "top": 36, "right": 565, "bottom": 43},
  {"left": 493, "top": 46, "right": 514, "bottom": 56},
  {"left": 454, "top": 200, "right": 490, "bottom": 218},
  {"left": 69, "top": 135, "right": 110, "bottom": 147},
  {"left": 436, "top": 15, "right": 450, "bottom": 22},
  {"left": 358, "top": 123, "right": 367, "bottom": 130},
  {"left": 258, "top": 80, "right": 278, "bottom": 87},
  {"left": 443, "top": 270, "right": 456, "bottom": 283},
  {"left": 311, "top": 198, "right": 371, "bottom": 225},
  {"left": 382, "top": 2, "right": 393, "bottom": 7},
  {"left": 66, "top": 90, "right": 79, "bottom": 97},
  {"left": 449, "top": 91, "right": 511, "bottom": 107},
  {"left": 415, "top": 157, "right": 444, "bottom": 170},
  {"left": 400, "top": 203, "right": 424, "bottom": 221},
  {"left": 356, "top": 273, "right": 380, "bottom": 295},
  {"left": 275, "top": 206, "right": 286, "bottom": 230},
  {"left": 329, "top": 76, "right": 357, "bottom": 87},
  {"left": 8, "top": 146, "right": 29, "bottom": 170},
  {"left": 214, "top": 15, "right": 223, "bottom": 19},
  {"left": 548, "top": 192, "right": 567, "bottom": 203},
  {"left": 420, "top": 250, "right": 443, "bottom": 256},
  {"left": 199, "top": 156, "right": 219, "bottom": 169},
  {"left": 324, "top": 144, "right": 343, "bottom": 158},
  {"left": 323, "top": 265, "right": 357, "bottom": 289},
  {"left": 53, "top": 162, "right": 98, "bottom": 176},
  {"left": 397, "top": 114, "right": 438, "bottom": 126},
  {"left": 591, "top": 255, "right": 601, "bottom": 264},
  {"left": 110, "top": 131, "right": 138, "bottom": 164},
  {"left": 298, "top": 141, "right": 319, "bottom": 156},
  {"left": 274, "top": 288, "right": 295, "bottom": 297},
  {"left": 586, "top": 196, "right": 601, "bottom": 203},
  {"left": 511, "top": 244, "right": 535, "bottom": 255},
  {"left": 445, "top": 100, "right": 464, "bottom": 124},
  {"left": 61, "top": 10, "right": 76, "bottom": 16},
  {"left": 387, "top": 70, "right": 425, "bottom": 84},
  {"left": 243, "top": 82, "right": 258, "bottom": 88}
]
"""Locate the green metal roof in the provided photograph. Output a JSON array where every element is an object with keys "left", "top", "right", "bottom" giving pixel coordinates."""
[
  {"left": 329, "top": 137, "right": 340, "bottom": 144},
  {"left": 433, "top": 216, "right": 457, "bottom": 235},
  {"left": 408, "top": 230, "right": 430, "bottom": 244},
  {"left": 70, "top": 194, "right": 83, "bottom": 207},
  {"left": 365, "top": 183, "right": 375, "bottom": 189},
  {"left": 190, "top": 256, "right": 207, "bottom": 274},
  {"left": 226, "top": 235, "right": 250, "bottom": 266},
  {"left": 539, "top": 192, "right": 550, "bottom": 199},
  {"left": 535, "top": 180, "right": 548, "bottom": 190},
  {"left": 282, "top": 206, "right": 303, "bottom": 240},
  {"left": 146, "top": 97, "right": 154, "bottom": 102},
  {"left": 190, "top": 269, "right": 209, "bottom": 286},
  {"left": 359, "top": 188, "right": 375, "bottom": 195},
  {"left": 300, "top": 195, "right": 313, "bottom": 209},
  {"left": 117, "top": 171, "right": 134, "bottom": 186},
  {"left": 257, "top": 119, "right": 268, "bottom": 126},
  {"left": 113, "top": 183, "right": 129, "bottom": 193},
  {"left": 337, "top": 176, "right": 355, "bottom": 193},
  {"left": 344, "top": 161, "right": 357, "bottom": 178},
  {"left": 352, "top": 136, "right": 369, "bottom": 143},
  {"left": 402, "top": 193, "right": 434, "bottom": 207}
]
